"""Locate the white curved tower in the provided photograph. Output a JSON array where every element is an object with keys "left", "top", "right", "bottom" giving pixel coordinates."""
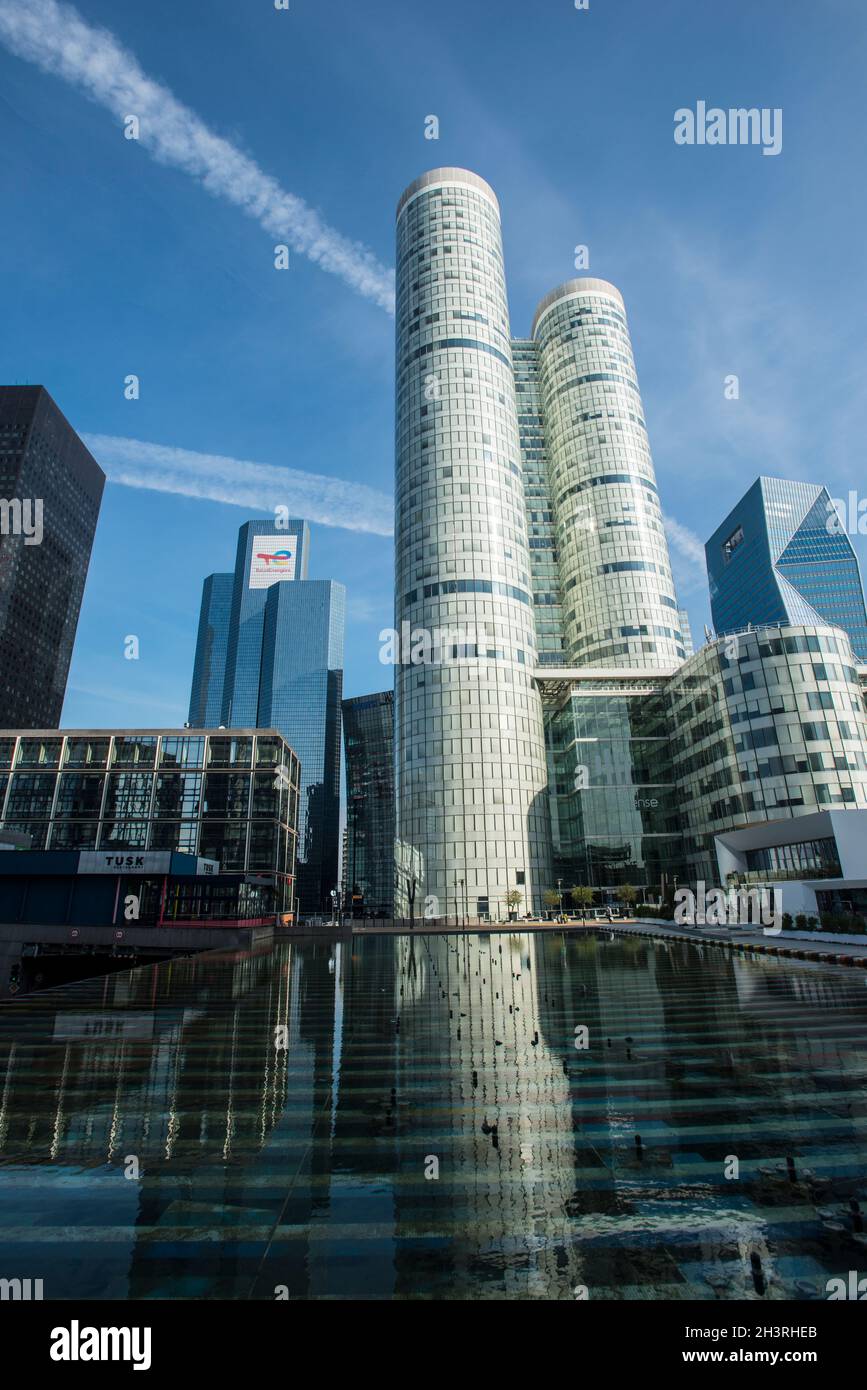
[
  {"left": 532, "top": 278, "right": 685, "bottom": 668},
  {"left": 394, "top": 168, "right": 551, "bottom": 918}
]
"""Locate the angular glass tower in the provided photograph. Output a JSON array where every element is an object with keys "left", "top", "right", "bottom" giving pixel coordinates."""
[
  {"left": 188, "top": 573, "right": 233, "bottom": 727},
  {"left": 394, "top": 168, "right": 552, "bottom": 919},
  {"left": 342, "top": 690, "right": 395, "bottom": 916},
  {"left": 0, "top": 386, "right": 105, "bottom": 727},
  {"left": 188, "top": 519, "right": 345, "bottom": 913},
  {"left": 706, "top": 476, "right": 867, "bottom": 661}
]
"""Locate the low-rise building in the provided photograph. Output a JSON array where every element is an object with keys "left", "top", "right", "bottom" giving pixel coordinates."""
[{"left": 0, "top": 728, "right": 299, "bottom": 924}]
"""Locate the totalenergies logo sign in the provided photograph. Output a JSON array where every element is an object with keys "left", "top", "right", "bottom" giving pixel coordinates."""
[{"left": 249, "top": 535, "right": 297, "bottom": 588}]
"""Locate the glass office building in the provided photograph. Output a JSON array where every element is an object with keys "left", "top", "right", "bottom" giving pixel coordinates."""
[
  {"left": 529, "top": 280, "right": 686, "bottom": 668},
  {"left": 0, "top": 728, "right": 300, "bottom": 916},
  {"left": 540, "top": 671, "right": 685, "bottom": 895},
  {"left": 393, "top": 169, "right": 689, "bottom": 915},
  {"left": 394, "top": 168, "right": 552, "bottom": 919},
  {"left": 188, "top": 573, "right": 234, "bottom": 726},
  {"left": 538, "top": 624, "right": 867, "bottom": 895},
  {"left": 342, "top": 690, "right": 395, "bottom": 915},
  {"left": 667, "top": 623, "right": 867, "bottom": 883},
  {"left": 188, "top": 520, "right": 345, "bottom": 914},
  {"left": 0, "top": 386, "right": 105, "bottom": 727},
  {"left": 706, "top": 476, "right": 867, "bottom": 661}
]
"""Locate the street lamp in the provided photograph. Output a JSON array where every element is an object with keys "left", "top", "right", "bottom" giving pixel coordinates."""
[{"left": 557, "top": 877, "right": 563, "bottom": 921}]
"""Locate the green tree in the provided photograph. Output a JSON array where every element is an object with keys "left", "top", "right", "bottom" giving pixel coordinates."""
[
  {"left": 543, "top": 890, "right": 560, "bottom": 911},
  {"left": 505, "top": 888, "right": 523, "bottom": 909},
  {"left": 570, "top": 886, "right": 594, "bottom": 909},
  {"left": 619, "top": 885, "right": 638, "bottom": 908}
]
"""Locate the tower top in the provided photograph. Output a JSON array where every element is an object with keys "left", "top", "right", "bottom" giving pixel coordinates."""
[
  {"left": 396, "top": 167, "right": 499, "bottom": 220},
  {"left": 532, "top": 278, "right": 625, "bottom": 336}
]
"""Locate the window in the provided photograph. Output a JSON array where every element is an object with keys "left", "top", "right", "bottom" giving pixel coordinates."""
[
  {"left": 207, "top": 737, "right": 253, "bottom": 768},
  {"left": 722, "top": 525, "right": 744, "bottom": 562},
  {"left": 112, "top": 737, "right": 157, "bottom": 767},
  {"left": 104, "top": 773, "right": 153, "bottom": 818},
  {"left": 159, "top": 736, "right": 205, "bottom": 768},
  {"left": 202, "top": 774, "right": 249, "bottom": 819},
  {"left": 153, "top": 773, "right": 202, "bottom": 819},
  {"left": 54, "top": 774, "right": 104, "bottom": 818},
  {"left": 5, "top": 773, "right": 55, "bottom": 817},
  {"left": 16, "top": 739, "right": 62, "bottom": 768},
  {"left": 63, "top": 738, "right": 110, "bottom": 768}
]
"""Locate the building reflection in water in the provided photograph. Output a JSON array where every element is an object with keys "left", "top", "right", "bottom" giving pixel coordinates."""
[{"left": 0, "top": 932, "right": 865, "bottom": 1300}]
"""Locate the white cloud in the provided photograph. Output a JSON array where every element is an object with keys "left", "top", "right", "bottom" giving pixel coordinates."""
[
  {"left": 85, "top": 433, "right": 394, "bottom": 536},
  {"left": 664, "top": 513, "right": 708, "bottom": 594},
  {"left": 0, "top": 0, "right": 395, "bottom": 312}
]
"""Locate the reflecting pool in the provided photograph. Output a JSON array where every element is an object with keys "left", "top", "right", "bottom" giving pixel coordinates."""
[{"left": 0, "top": 931, "right": 866, "bottom": 1300}]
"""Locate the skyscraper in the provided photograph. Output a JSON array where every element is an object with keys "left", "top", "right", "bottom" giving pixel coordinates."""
[
  {"left": 393, "top": 168, "right": 685, "bottom": 916},
  {"left": 188, "top": 518, "right": 345, "bottom": 913},
  {"left": 0, "top": 386, "right": 105, "bottom": 727},
  {"left": 394, "top": 168, "right": 552, "bottom": 919},
  {"left": 342, "top": 690, "right": 395, "bottom": 916},
  {"left": 527, "top": 280, "right": 685, "bottom": 668},
  {"left": 706, "top": 476, "right": 867, "bottom": 660},
  {"left": 188, "top": 573, "right": 233, "bottom": 726}
]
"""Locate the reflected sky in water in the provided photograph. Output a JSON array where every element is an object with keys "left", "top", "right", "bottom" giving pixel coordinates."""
[{"left": 0, "top": 931, "right": 866, "bottom": 1300}]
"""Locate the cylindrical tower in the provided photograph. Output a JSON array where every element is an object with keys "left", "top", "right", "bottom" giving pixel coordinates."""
[
  {"left": 394, "top": 168, "right": 551, "bottom": 919},
  {"left": 532, "top": 278, "right": 685, "bottom": 669}
]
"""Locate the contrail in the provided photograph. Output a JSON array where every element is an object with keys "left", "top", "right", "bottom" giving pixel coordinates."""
[
  {"left": 0, "top": 0, "right": 395, "bottom": 312},
  {"left": 85, "top": 433, "right": 394, "bottom": 537}
]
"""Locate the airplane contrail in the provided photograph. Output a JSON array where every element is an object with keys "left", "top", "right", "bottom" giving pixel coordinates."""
[{"left": 0, "top": 0, "right": 396, "bottom": 312}]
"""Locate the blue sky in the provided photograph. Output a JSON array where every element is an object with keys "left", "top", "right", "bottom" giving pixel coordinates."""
[{"left": 1, "top": 0, "right": 865, "bottom": 725}]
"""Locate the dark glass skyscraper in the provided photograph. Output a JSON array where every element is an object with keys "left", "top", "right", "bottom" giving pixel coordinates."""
[
  {"left": 342, "top": 690, "right": 395, "bottom": 915},
  {"left": 188, "top": 519, "right": 345, "bottom": 913},
  {"left": 188, "top": 573, "right": 233, "bottom": 726},
  {"left": 0, "top": 386, "right": 105, "bottom": 727},
  {"left": 706, "top": 476, "right": 867, "bottom": 660}
]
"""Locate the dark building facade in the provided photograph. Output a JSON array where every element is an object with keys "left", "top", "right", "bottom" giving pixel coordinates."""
[
  {"left": 188, "top": 520, "right": 345, "bottom": 914},
  {"left": 0, "top": 386, "right": 105, "bottom": 727},
  {"left": 188, "top": 573, "right": 234, "bottom": 726},
  {"left": 342, "top": 690, "right": 395, "bottom": 915}
]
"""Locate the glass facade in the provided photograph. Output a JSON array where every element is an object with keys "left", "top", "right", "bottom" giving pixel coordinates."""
[
  {"left": 0, "top": 729, "right": 300, "bottom": 911},
  {"left": 537, "top": 623, "right": 867, "bottom": 893},
  {"left": 542, "top": 676, "right": 685, "bottom": 893},
  {"left": 512, "top": 340, "right": 565, "bottom": 666},
  {"left": 0, "top": 386, "right": 105, "bottom": 727},
  {"left": 667, "top": 624, "right": 867, "bottom": 882},
  {"left": 530, "top": 280, "right": 685, "bottom": 668},
  {"left": 706, "top": 476, "right": 867, "bottom": 661},
  {"left": 188, "top": 573, "right": 234, "bottom": 726},
  {"left": 189, "top": 519, "right": 344, "bottom": 914},
  {"left": 394, "top": 168, "right": 552, "bottom": 917},
  {"left": 342, "top": 690, "right": 395, "bottom": 915}
]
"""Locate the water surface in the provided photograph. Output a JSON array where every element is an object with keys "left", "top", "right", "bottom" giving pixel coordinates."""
[{"left": 0, "top": 931, "right": 865, "bottom": 1300}]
